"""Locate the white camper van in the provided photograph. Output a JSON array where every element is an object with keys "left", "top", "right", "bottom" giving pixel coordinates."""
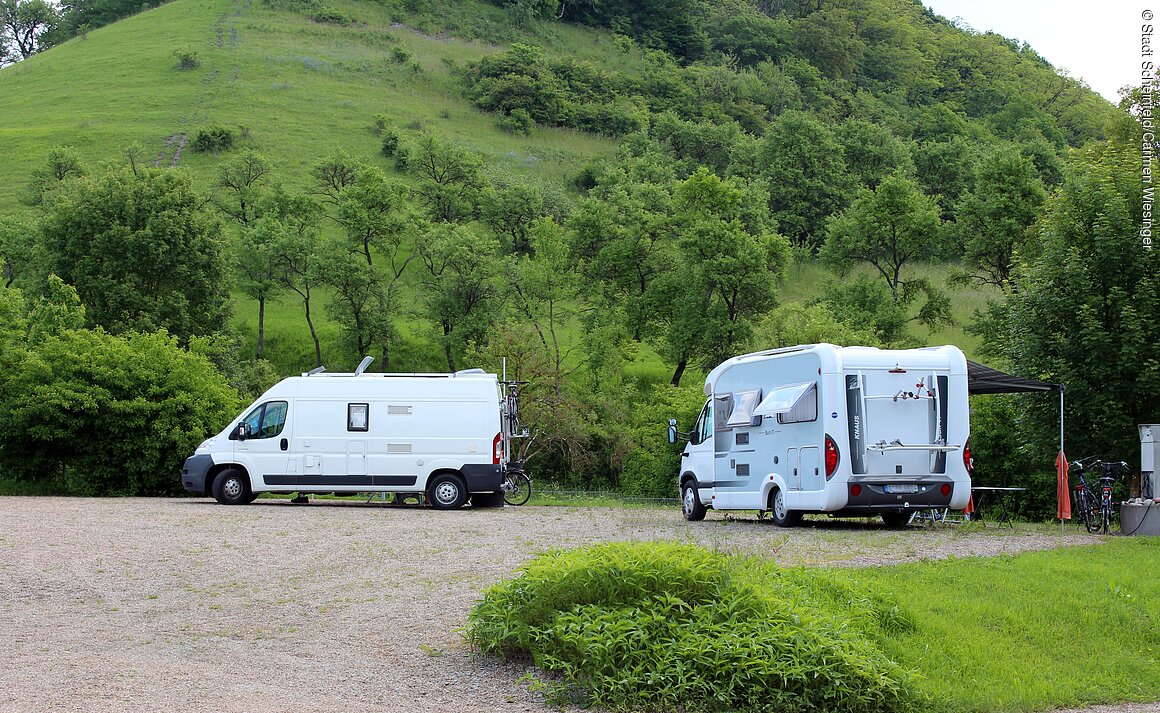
[
  {"left": 672, "top": 344, "right": 972, "bottom": 526},
  {"left": 181, "top": 363, "right": 514, "bottom": 509}
]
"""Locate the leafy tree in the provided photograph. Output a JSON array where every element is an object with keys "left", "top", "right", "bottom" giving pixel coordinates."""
[
  {"left": 39, "top": 167, "right": 231, "bottom": 342},
  {"left": 311, "top": 150, "right": 364, "bottom": 206},
  {"left": 838, "top": 118, "right": 915, "bottom": 190},
  {"left": 953, "top": 145, "right": 1046, "bottom": 290},
  {"left": 23, "top": 145, "right": 86, "bottom": 206},
  {"left": 758, "top": 110, "right": 851, "bottom": 249},
  {"left": 569, "top": 154, "right": 679, "bottom": 342},
  {"left": 334, "top": 165, "right": 411, "bottom": 266},
  {"left": 407, "top": 134, "right": 486, "bottom": 223},
  {"left": 316, "top": 242, "right": 393, "bottom": 365},
  {"left": 750, "top": 301, "right": 882, "bottom": 350},
  {"left": 215, "top": 149, "right": 272, "bottom": 228},
  {"left": 266, "top": 193, "right": 327, "bottom": 367},
  {"left": 235, "top": 189, "right": 322, "bottom": 359},
  {"left": 25, "top": 274, "right": 85, "bottom": 344},
  {"left": 985, "top": 140, "right": 1160, "bottom": 476},
  {"left": 0, "top": 328, "right": 239, "bottom": 496},
  {"left": 659, "top": 169, "right": 790, "bottom": 385},
  {"left": 791, "top": 8, "right": 865, "bottom": 81},
  {"left": 0, "top": 213, "right": 38, "bottom": 287},
  {"left": 815, "top": 275, "right": 914, "bottom": 347},
  {"left": 418, "top": 224, "right": 503, "bottom": 371},
  {"left": 481, "top": 180, "right": 548, "bottom": 255},
  {"left": 822, "top": 173, "right": 946, "bottom": 303},
  {"left": 0, "top": 0, "right": 57, "bottom": 64}
]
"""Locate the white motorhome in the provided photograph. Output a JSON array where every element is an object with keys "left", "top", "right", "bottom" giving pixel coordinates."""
[
  {"left": 181, "top": 362, "right": 513, "bottom": 509},
  {"left": 672, "top": 344, "right": 972, "bottom": 526}
]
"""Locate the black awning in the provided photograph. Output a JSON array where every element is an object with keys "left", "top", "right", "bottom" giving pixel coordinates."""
[{"left": 967, "top": 360, "right": 1062, "bottom": 395}]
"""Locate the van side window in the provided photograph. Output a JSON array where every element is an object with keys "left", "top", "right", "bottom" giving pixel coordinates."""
[
  {"left": 698, "top": 402, "right": 713, "bottom": 444},
  {"left": 777, "top": 384, "right": 817, "bottom": 424},
  {"left": 348, "top": 403, "right": 369, "bottom": 432},
  {"left": 241, "top": 401, "right": 289, "bottom": 439}
]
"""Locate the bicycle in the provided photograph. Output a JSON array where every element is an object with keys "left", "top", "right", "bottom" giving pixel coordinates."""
[
  {"left": 1070, "top": 457, "right": 1131, "bottom": 534},
  {"left": 500, "top": 380, "right": 531, "bottom": 506},
  {"left": 502, "top": 462, "right": 532, "bottom": 506}
]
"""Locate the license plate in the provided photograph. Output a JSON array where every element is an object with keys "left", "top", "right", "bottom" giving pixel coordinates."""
[{"left": 884, "top": 484, "right": 920, "bottom": 494}]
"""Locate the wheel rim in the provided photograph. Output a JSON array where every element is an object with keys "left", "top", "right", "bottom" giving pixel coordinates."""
[
  {"left": 683, "top": 486, "right": 696, "bottom": 515},
  {"left": 224, "top": 478, "right": 242, "bottom": 500},
  {"left": 773, "top": 490, "right": 787, "bottom": 520},
  {"left": 434, "top": 481, "right": 459, "bottom": 505}
]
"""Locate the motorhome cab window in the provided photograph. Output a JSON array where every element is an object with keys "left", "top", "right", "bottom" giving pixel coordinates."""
[
  {"left": 241, "top": 401, "right": 288, "bottom": 439},
  {"left": 348, "top": 403, "right": 369, "bottom": 432},
  {"left": 693, "top": 402, "right": 713, "bottom": 444},
  {"left": 754, "top": 382, "right": 817, "bottom": 424}
]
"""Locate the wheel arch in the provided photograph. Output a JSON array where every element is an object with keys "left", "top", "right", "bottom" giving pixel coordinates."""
[{"left": 206, "top": 463, "right": 250, "bottom": 496}]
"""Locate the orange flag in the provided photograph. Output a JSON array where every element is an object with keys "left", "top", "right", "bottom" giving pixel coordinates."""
[{"left": 1056, "top": 450, "right": 1071, "bottom": 520}]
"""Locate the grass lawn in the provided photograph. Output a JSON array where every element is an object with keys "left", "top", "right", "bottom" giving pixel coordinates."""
[{"left": 860, "top": 537, "right": 1160, "bottom": 711}]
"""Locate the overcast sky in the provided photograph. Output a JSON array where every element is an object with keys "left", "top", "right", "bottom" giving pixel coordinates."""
[{"left": 922, "top": 0, "right": 1140, "bottom": 103}]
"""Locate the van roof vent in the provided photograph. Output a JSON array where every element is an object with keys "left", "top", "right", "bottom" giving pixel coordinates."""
[
  {"left": 354, "top": 356, "right": 374, "bottom": 376},
  {"left": 303, "top": 365, "right": 327, "bottom": 377},
  {"left": 454, "top": 368, "right": 486, "bottom": 376}
]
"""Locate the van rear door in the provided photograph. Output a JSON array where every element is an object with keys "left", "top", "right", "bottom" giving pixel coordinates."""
[{"left": 849, "top": 369, "right": 955, "bottom": 477}]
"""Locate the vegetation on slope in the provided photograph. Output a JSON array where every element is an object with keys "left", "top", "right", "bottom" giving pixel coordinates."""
[{"left": 0, "top": 0, "right": 1152, "bottom": 511}]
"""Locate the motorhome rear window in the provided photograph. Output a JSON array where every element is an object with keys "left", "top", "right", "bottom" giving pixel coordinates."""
[
  {"left": 348, "top": 403, "right": 369, "bottom": 432},
  {"left": 754, "top": 382, "right": 817, "bottom": 424}
]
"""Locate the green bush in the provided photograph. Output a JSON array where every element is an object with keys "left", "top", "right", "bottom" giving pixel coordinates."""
[
  {"left": 469, "top": 542, "right": 923, "bottom": 713},
  {"left": 496, "top": 108, "right": 534, "bottom": 135},
  {"left": 0, "top": 329, "right": 240, "bottom": 496},
  {"left": 380, "top": 129, "right": 400, "bottom": 157},
  {"left": 191, "top": 125, "right": 236, "bottom": 153},
  {"left": 173, "top": 48, "right": 200, "bottom": 70}
]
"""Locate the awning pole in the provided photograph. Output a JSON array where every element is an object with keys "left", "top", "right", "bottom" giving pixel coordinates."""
[{"left": 1060, "top": 386, "right": 1066, "bottom": 535}]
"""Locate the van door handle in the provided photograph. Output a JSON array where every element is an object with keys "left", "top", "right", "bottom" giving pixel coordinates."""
[
  {"left": 681, "top": 452, "right": 689, "bottom": 457},
  {"left": 280, "top": 438, "right": 288, "bottom": 451},
  {"left": 793, "top": 468, "right": 798, "bottom": 476}
]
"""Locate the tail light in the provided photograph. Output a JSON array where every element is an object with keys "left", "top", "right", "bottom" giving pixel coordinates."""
[
  {"left": 824, "top": 434, "right": 839, "bottom": 480},
  {"left": 941, "top": 483, "right": 952, "bottom": 497},
  {"left": 493, "top": 432, "right": 504, "bottom": 464},
  {"left": 963, "top": 438, "right": 973, "bottom": 474}
]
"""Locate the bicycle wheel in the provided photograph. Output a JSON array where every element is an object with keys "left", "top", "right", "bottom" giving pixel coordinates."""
[
  {"left": 1080, "top": 493, "right": 1099, "bottom": 533},
  {"left": 1101, "top": 502, "right": 1112, "bottom": 535},
  {"left": 503, "top": 471, "right": 531, "bottom": 506}
]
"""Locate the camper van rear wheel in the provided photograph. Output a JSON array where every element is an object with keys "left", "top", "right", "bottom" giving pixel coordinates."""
[
  {"left": 681, "top": 480, "right": 706, "bottom": 521},
  {"left": 769, "top": 488, "right": 801, "bottom": 527},
  {"left": 428, "top": 473, "right": 467, "bottom": 510},
  {"left": 212, "top": 469, "right": 251, "bottom": 505}
]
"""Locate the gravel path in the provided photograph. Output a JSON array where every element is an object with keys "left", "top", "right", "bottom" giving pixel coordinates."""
[{"left": 0, "top": 497, "right": 1149, "bottom": 712}]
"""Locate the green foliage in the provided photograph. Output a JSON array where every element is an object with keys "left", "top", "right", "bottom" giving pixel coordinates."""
[
  {"left": 39, "top": 166, "right": 232, "bottom": 342},
  {"left": 469, "top": 542, "right": 923, "bottom": 712},
  {"left": 496, "top": 107, "right": 534, "bottom": 135},
  {"left": 984, "top": 137, "right": 1160, "bottom": 489},
  {"left": 191, "top": 125, "right": 237, "bottom": 154},
  {"left": 750, "top": 301, "right": 882, "bottom": 350},
  {"left": 0, "top": 327, "right": 239, "bottom": 496},
  {"left": 759, "top": 111, "right": 851, "bottom": 249},
  {"left": 23, "top": 145, "right": 86, "bottom": 206},
  {"left": 172, "top": 47, "right": 199, "bottom": 70},
  {"left": 618, "top": 382, "right": 703, "bottom": 497}
]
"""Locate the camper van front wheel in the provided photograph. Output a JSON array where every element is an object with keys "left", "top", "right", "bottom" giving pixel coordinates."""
[
  {"left": 428, "top": 473, "right": 467, "bottom": 510},
  {"left": 681, "top": 480, "right": 706, "bottom": 521},
  {"left": 769, "top": 488, "right": 801, "bottom": 527},
  {"left": 212, "top": 469, "right": 251, "bottom": 505}
]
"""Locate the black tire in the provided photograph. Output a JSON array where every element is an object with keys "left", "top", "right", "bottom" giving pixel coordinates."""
[
  {"left": 881, "top": 512, "right": 911, "bottom": 528},
  {"left": 212, "top": 469, "right": 251, "bottom": 505},
  {"left": 502, "top": 471, "right": 532, "bottom": 506},
  {"left": 428, "top": 472, "right": 467, "bottom": 510},
  {"left": 1080, "top": 494, "right": 1099, "bottom": 533},
  {"left": 681, "top": 479, "right": 706, "bottom": 522},
  {"left": 470, "top": 491, "right": 506, "bottom": 508},
  {"left": 769, "top": 488, "right": 801, "bottom": 527}
]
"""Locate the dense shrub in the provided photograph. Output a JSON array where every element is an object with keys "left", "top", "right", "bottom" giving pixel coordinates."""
[
  {"left": 496, "top": 108, "right": 534, "bottom": 135},
  {"left": 191, "top": 125, "right": 236, "bottom": 153},
  {"left": 469, "top": 542, "right": 923, "bottom": 712},
  {"left": 0, "top": 329, "right": 240, "bottom": 496}
]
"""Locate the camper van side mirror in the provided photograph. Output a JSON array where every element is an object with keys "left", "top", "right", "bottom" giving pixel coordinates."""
[
  {"left": 234, "top": 423, "right": 248, "bottom": 441},
  {"left": 667, "top": 418, "right": 678, "bottom": 444}
]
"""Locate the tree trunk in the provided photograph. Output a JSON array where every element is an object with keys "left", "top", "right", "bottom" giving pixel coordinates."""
[
  {"left": 304, "top": 296, "right": 322, "bottom": 367},
  {"left": 256, "top": 295, "right": 266, "bottom": 359},
  {"left": 670, "top": 358, "right": 687, "bottom": 387}
]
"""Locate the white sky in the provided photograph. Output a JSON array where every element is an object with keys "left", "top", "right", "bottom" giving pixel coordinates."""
[{"left": 922, "top": 0, "right": 1140, "bottom": 103}]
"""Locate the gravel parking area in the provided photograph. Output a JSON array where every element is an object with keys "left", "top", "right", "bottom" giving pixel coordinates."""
[{"left": 0, "top": 496, "right": 1144, "bottom": 712}]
